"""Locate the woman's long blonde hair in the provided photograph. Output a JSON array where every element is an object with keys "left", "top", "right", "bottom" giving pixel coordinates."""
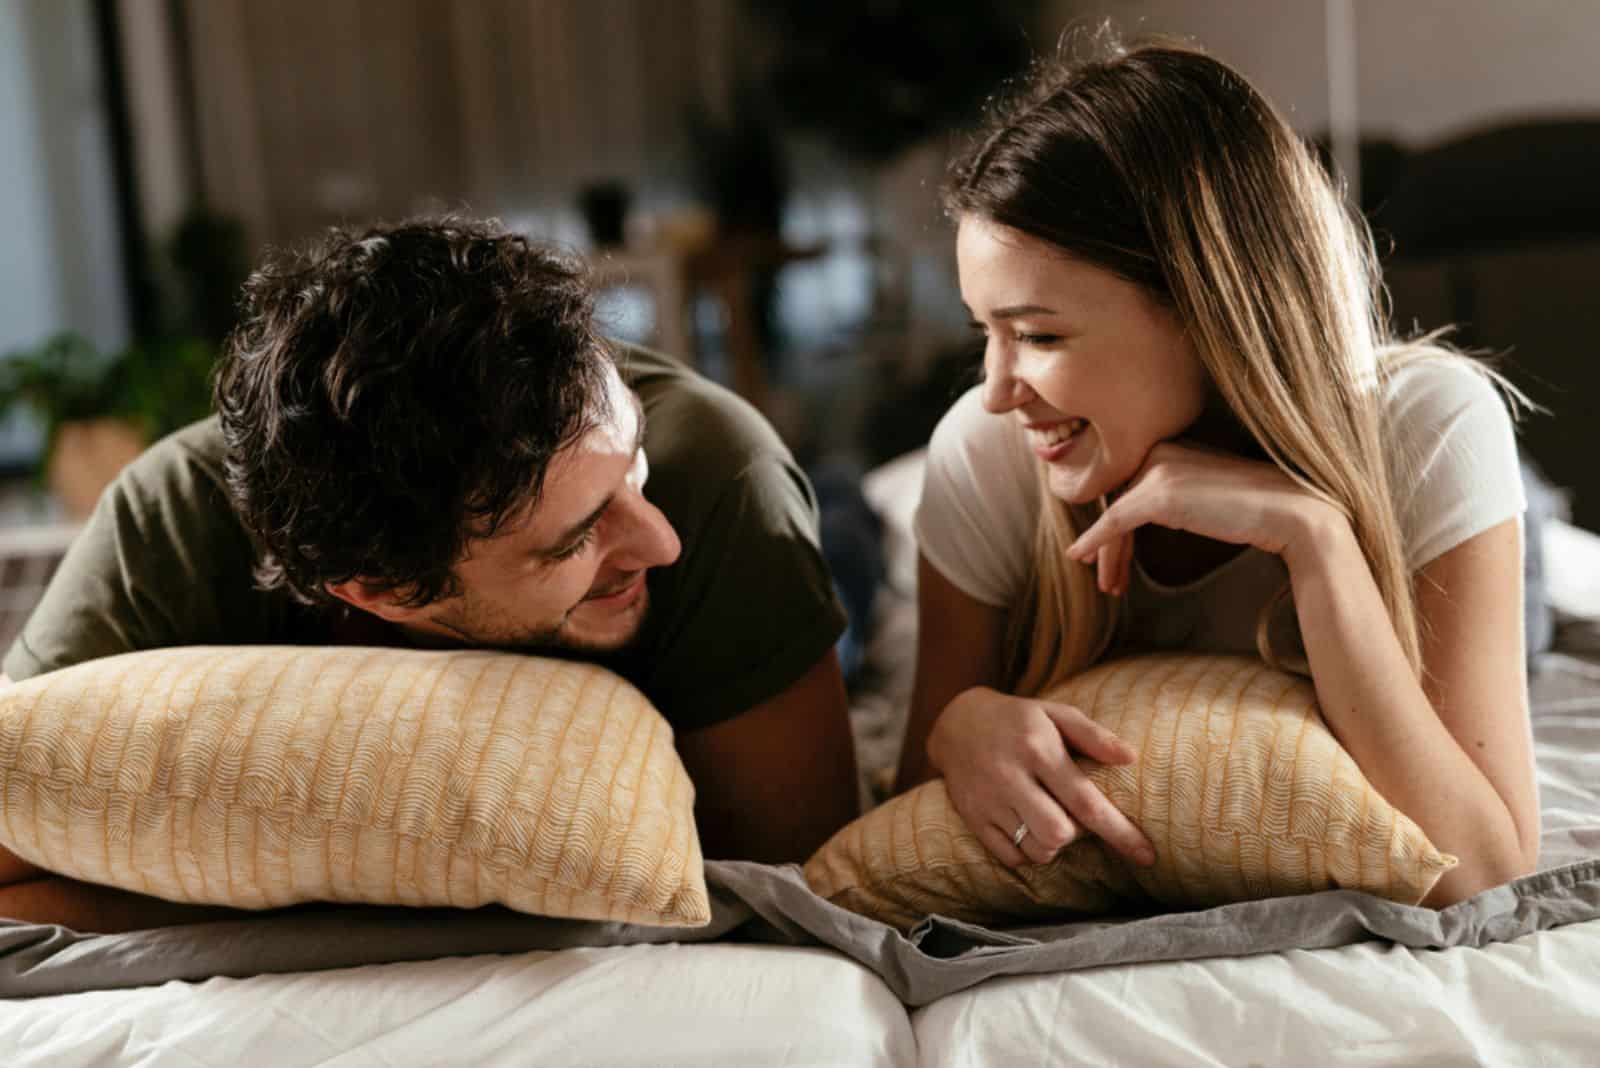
[{"left": 943, "top": 33, "right": 1522, "bottom": 697}]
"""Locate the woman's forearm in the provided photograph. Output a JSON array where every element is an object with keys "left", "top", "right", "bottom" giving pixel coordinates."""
[
  {"left": 1284, "top": 515, "right": 1529, "bottom": 905},
  {"left": 896, "top": 556, "right": 1013, "bottom": 796}
]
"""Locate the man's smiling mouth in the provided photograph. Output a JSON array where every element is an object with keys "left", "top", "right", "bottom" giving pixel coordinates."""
[{"left": 584, "top": 572, "right": 646, "bottom": 605}]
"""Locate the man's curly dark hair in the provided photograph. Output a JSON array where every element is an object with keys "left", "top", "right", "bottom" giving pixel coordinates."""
[{"left": 214, "top": 216, "right": 612, "bottom": 609}]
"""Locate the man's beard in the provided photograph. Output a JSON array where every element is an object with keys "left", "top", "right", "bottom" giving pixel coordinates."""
[{"left": 431, "top": 590, "right": 650, "bottom": 658}]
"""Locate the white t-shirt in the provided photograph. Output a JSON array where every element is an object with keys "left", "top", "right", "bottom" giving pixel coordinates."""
[{"left": 913, "top": 358, "right": 1526, "bottom": 660}]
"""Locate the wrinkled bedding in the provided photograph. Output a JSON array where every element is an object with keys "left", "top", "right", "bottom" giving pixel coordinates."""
[{"left": 3, "top": 652, "right": 1597, "bottom": 1008}]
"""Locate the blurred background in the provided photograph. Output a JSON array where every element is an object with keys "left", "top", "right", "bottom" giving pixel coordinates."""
[{"left": 3, "top": 0, "right": 1600, "bottom": 666}]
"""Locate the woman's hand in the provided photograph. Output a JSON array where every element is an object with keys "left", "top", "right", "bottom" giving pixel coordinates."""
[
  {"left": 1066, "top": 441, "right": 1346, "bottom": 592},
  {"left": 928, "top": 685, "right": 1157, "bottom": 868}
]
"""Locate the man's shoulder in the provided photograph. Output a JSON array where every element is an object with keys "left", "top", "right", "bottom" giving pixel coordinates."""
[
  {"left": 606, "top": 345, "right": 843, "bottom": 729},
  {"left": 3, "top": 416, "right": 268, "bottom": 683},
  {"left": 100, "top": 415, "right": 246, "bottom": 552},
  {"left": 618, "top": 342, "right": 794, "bottom": 491},
  {"left": 118, "top": 415, "right": 230, "bottom": 500}
]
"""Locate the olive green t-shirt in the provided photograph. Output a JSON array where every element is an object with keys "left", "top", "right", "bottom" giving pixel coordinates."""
[{"left": 3, "top": 345, "right": 847, "bottom": 732}]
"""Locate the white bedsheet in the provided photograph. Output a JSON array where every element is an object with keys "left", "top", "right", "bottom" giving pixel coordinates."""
[
  {"left": 913, "top": 652, "right": 1600, "bottom": 1068},
  {"left": 0, "top": 943, "right": 916, "bottom": 1068},
  {"left": 912, "top": 921, "right": 1600, "bottom": 1067}
]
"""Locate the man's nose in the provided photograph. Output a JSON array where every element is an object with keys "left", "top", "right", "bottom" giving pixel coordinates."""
[{"left": 614, "top": 492, "right": 681, "bottom": 571}]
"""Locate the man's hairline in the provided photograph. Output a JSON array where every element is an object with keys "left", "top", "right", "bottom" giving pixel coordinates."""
[
  {"left": 529, "top": 387, "right": 648, "bottom": 560},
  {"left": 455, "top": 375, "right": 647, "bottom": 571}
]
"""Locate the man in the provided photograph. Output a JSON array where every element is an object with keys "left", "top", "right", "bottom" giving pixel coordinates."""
[{"left": 0, "top": 217, "right": 860, "bottom": 927}]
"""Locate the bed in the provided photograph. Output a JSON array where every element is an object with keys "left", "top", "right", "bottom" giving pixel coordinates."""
[
  {"left": 910, "top": 649, "right": 1600, "bottom": 1067},
  {"left": 1, "top": 444, "right": 1597, "bottom": 1067}
]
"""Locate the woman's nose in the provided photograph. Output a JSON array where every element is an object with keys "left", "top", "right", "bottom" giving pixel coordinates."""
[{"left": 980, "top": 347, "right": 1032, "bottom": 413}]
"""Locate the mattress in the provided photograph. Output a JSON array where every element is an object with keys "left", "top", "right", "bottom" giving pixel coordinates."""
[{"left": 0, "top": 942, "right": 917, "bottom": 1068}]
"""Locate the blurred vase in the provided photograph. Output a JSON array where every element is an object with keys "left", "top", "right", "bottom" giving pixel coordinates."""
[{"left": 47, "top": 418, "right": 146, "bottom": 521}]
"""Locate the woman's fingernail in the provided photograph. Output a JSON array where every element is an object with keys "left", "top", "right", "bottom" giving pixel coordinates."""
[{"left": 1139, "top": 847, "right": 1157, "bottom": 866}]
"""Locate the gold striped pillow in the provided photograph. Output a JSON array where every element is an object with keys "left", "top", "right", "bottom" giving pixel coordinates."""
[
  {"left": 805, "top": 654, "right": 1456, "bottom": 930},
  {"left": 0, "top": 646, "right": 709, "bottom": 927}
]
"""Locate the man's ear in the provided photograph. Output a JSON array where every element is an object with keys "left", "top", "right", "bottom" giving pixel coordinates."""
[{"left": 324, "top": 578, "right": 429, "bottom": 624}]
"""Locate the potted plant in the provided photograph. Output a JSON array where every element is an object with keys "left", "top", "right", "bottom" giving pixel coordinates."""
[{"left": 0, "top": 332, "right": 216, "bottom": 519}]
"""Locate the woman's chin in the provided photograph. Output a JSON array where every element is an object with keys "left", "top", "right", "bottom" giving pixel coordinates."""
[{"left": 1044, "top": 465, "right": 1107, "bottom": 506}]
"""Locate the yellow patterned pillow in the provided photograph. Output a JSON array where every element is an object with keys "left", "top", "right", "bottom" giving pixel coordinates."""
[
  {"left": 805, "top": 654, "right": 1456, "bottom": 930},
  {"left": 0, "top": 646, "right": 709, "bottom": 927}
]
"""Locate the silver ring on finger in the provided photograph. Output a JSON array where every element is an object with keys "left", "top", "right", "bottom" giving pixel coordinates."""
[{"left": 1011, "top": 821, "right": 1030, "bottom": 848}]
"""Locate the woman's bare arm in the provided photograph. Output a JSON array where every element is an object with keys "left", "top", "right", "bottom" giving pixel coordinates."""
[
  {"left": 893, "top": 554, "right": 1009, "bottom": 793},
  {"left": 1286, "top": 515, "right": 1537, "bottom": 905}
]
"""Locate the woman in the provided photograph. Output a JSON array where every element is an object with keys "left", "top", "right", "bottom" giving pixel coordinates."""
[{"left": 894, "top": 36, "right": 1538, "bottom": 908}]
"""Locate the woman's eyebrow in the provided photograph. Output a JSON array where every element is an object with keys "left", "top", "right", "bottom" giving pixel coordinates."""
[{"left": 990, "top": 303, "right": 1059, "bottom": 319}]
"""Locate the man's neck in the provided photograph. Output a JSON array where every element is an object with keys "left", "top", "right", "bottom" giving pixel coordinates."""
[{"left": 326, "top": 609, "right": 411, "bottom": 648}]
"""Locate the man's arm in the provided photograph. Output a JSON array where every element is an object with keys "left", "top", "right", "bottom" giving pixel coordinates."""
[
  {"left": 0, "top": 871, "right": 244, "bottom": 933},
  {"left": 673, "top": 650, "right": 860, "bottom": 864}
]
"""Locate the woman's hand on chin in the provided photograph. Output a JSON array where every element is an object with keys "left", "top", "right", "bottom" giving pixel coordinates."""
[
  {"left": 927, "top": 686, "right": 1157, "bottom": 869},
  {"left": 1067, "top": 441, "right": 1348, "bottom": 583}
]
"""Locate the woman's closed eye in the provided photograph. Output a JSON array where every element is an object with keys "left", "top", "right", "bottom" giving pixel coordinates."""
[{"left": 967, "top": 321, "right": 1067, "bottom": 347}]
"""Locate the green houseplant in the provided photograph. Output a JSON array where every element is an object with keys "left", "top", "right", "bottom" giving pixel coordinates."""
[
  {"left": 0, "top": 205, "right": 242, "bottom": 519},
  {"left": 0, "top": 331, "right": 216, "bottom": 518}
]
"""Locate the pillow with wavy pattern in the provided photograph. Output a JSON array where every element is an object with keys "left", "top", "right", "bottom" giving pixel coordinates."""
[
  {"left": 805, "top": 654, "right": 1456, "bottom": 930},
  {"left": 0, "top": 646, "right": 709, "bottom": 927}
]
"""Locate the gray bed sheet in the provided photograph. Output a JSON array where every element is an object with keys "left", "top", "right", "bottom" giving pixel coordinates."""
[{"left": 3, "top": 650, "right": 1598, "bottom": 1006}]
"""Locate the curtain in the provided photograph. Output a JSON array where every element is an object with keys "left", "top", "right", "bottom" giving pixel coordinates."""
[{"left": 183, "top": 0, "right": 743, "bottom": 249}]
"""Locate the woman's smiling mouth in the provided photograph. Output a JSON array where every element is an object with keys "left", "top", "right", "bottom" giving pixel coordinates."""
[{"left": 1026, "top": 417, "right": 1089, "bottom": 460}]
